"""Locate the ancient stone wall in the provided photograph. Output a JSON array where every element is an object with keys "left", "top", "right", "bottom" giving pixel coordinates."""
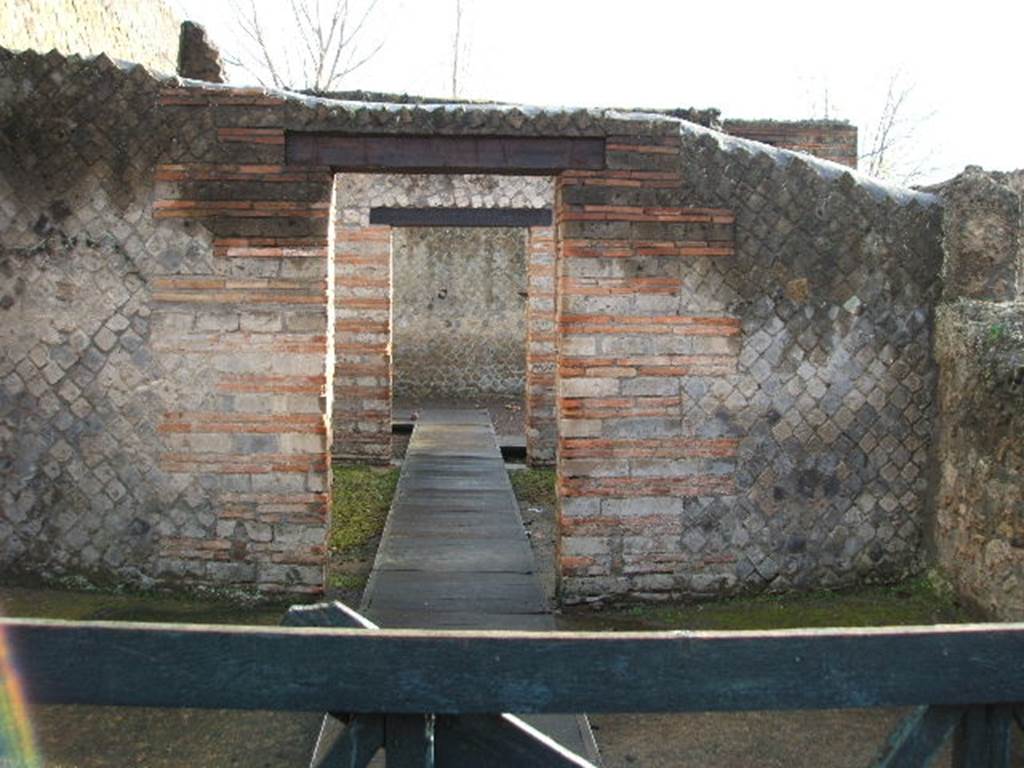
[
  {"left": 931, "top": 168, "right": 1024, "bottom": 619},
  {"left": 392, "top": 227, "right": 527, "bottom": 400},
  {"left": 723, "top": 119, "right": 858, "bottom": 168},
  {"left": 1, "top": 0, "right": 180, "bottom": 74},
  {"left": 556, "top": 126, "right": 943, "bottom": 602},
  {"left": 933, "top": 302, "right": 1024, "bottom": 619},
  {"left": 1, "top": 45, "right": 948, "bottom": 600}
]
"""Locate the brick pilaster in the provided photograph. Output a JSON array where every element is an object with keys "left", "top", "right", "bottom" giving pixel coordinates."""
[
  {"left": 332, "top": 224, "right": 392, "bottom": 463},
  {"left": 554, "top": 131, "right": 741, "bottom": 600},
  {"left": 526, "top": 225, "right": 557, "bottom": 465}
]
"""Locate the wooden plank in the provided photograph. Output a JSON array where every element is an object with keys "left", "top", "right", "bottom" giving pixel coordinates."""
[
  {"left": 310, "top": 716, "right": 350, "bottom": 768},
  {"left": 362, "top": 409, "right": 598, "bottom": 760},
  {"left": 953, "top": 705, "right": 1013, "bottom": 768},
  {"left": 954, "top": 707, "right": 989, "bottom": 768},
  {"left": 986, "top": 705, "right": 1013, "bottom": 768},
  {"left": 369, "top": 207, "right": 553, "bottom": 228},
  {"left": 435, "top": 714, "right": 595, "bottom": 767},
  {"left": 8, "top": 620, "right": 1024, "bottom": 715},
  {"left": 381, "top": 516, "right": 525, "bottom": 539},
  {"left": 364, "top": 571, "right": 547, "bottom": 615},
  {"left": 874, "top": 705, "right": 965, "bottom": 767},
  {"left": 285, "top": 134, "right": 605, "bottom": 173},
  {"left": 387, "top": 491, "right": 518, "bottom": 506},
  {"left": 523, "top": 715, "right": 602, "bottom": 766},
  {"left": 373, "top": 537, "right": 536, "bottom": 573}
]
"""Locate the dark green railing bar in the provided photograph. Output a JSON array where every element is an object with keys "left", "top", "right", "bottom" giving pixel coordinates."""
[{"left": 5, "top": 619, "right": 1024, "bottom": 716}]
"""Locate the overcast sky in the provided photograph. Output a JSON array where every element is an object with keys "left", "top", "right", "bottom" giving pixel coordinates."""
[{"left": 169, "top": 0, "right": 1021, "bottom": 185}]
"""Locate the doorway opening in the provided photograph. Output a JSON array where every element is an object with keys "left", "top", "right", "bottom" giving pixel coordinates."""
[{"left": 331, "top": 173, "right": 557, "bottom": 467}]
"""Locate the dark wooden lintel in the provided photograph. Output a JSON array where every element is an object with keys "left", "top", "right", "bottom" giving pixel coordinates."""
[
  {"left": 370, "top": 207, "right": 552, "bottom": 228},
  {"left": 286, "top": 133, "right": 605, "bottom": 173}
]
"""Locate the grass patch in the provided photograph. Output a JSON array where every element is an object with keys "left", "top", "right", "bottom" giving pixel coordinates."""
[
  {"left": 509, "top": 467, "right": 557, "bottom": 508},
  {"left": 0, "top": 585, "right": 288, "bottom": 625},
  {"left": 330, "top": 464, "right": 400, "bottom": 555},
  {"left": 561, "top": 573, "right": 974, "bottom": 632},
  {"left": 329, "top": 572, "right": 369, "bottom": 592}
]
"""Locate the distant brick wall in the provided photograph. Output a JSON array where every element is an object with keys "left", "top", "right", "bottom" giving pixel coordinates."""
[
  {"left": 1, "top": 0, "right": 180, "bottom": 73},
  {"left": 723, "top": 120, "right": 858, "bottom": 168}
]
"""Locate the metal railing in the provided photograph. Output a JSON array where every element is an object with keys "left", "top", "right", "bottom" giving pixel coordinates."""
[{"left": 2, "top": 601, "right": 1022, "bottom": 767}]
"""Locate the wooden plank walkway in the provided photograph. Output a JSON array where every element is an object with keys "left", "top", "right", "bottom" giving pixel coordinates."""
[{"left": 361, "top": 408, "right": 600, "bottom": 762}]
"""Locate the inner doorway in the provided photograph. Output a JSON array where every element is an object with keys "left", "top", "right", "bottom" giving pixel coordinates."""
[{"left": 391, "top": 225, "right": 530, "bottom": 460}]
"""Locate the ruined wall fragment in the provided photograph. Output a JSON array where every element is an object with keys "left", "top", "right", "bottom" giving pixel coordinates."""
[{"left": 931, "top": 167, "right": 1024, "bottom": 619}]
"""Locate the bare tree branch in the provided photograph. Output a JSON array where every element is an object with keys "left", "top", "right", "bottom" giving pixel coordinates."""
[
  {"left": 233, "top": 0, "right": 287, "bottom": 89},
  {"left": 330, "top": 39, "right": 385, "bottom": 88},
  {"left": 225, "top": 0, "right": 386, "bottom": 92},
  {"left": 290, "top": 0, "right": 319, "bottom": 80},
  {"left": 859, "top": 71, "right": 938, "bottom": 184},
  {"left": 451, "top": 0, "right": 463, "bottom": 99},
  {"left": 338, "top": 0, "right": 380, "bottom": 50}
]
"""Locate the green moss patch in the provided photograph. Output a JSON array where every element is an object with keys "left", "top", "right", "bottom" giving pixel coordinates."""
[
  {"left": 509, "top": 467, "right": 557, "bottom": 508},
  {"left": 329, "top": 572, "right": 369, "bottom": 592},
  {"left": 329, "top": 464, "right": 400, "bottom": 555},
  {"left": 560, "top": 573, "right": 975, "bottom": 632},
  {"left": 0, "top": 585, "right": 287, "bottom": 625}
]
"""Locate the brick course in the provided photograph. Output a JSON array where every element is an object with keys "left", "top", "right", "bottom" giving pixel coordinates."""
[
  {"left": 723, "top": 119, "right": 858, "bottom": 168},
  {"left": 333, "top": 223, "right": 392, "bottom": 463}
]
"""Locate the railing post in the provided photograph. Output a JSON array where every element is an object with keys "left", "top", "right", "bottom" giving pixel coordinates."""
[
  {"left": 385, "top": 714, "right": 435, "bottom": 767},
  {"left": 873, "top": 705, "right": 966, "bottom": 767},
  {"left": 282, "top": 601, "right": 384, "bottom": 768},
  {"left": 953, "top": 704, "right": 1012, "bottom": 768}
]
